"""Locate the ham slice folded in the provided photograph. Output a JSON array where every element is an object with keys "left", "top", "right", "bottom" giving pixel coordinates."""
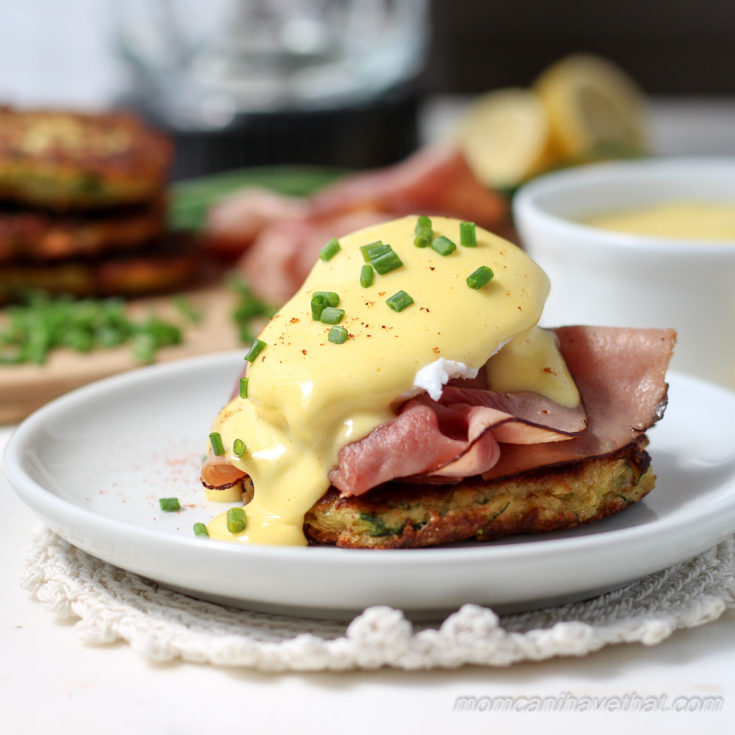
[
  {"left": 480, "top": 325, "right": 676, "bottom": 481},
  {"left": 329, "top": 326, "right": 675, "bottom": 495}
]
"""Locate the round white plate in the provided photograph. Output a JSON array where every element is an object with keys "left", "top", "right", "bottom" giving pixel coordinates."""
[{"left": 5, "top": 352, "right": 735, "bottom": 618}]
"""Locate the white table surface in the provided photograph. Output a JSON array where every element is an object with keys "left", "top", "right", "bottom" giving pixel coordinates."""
[{"left": 3, "top": 95, "right": 735, "bottom": 733}]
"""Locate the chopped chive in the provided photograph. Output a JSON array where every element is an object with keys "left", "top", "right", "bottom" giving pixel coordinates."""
[
  {"left": 431, "top": 235, "right": 456, "bottom": 256},
  {"left": 320, "top": 306, "right": 345, "bottom": 324},
  {"left": 415, "top": 215, "right": 432, "bottom": 233},
  {"left": 414, "top": 228, "right": 432, "bottom": 248},
  {"left": 360, "top": 264, "right": 374, "bottom": 288},
  {"left": 386, "top": 290, "right": 414, "bottom": 312},
  {"left": 239, "top": 377, "right": 249, "bottom": 399},
  {"left": 227, "top": 507, "right": 247, "bottom": 534},
  {"left": 159, "top": 497, "right": 180, "bottom": 512},
  {"left": 360, "top": 240, "right": 388, "bottom": 262},
  {"left": 372, "top": 250, "right": 403, "bottom": 274},
  {"left": 193, "top": 522, "right": 209, "bottom": 537},
  {"left": 311, "top": 294, "right": 326, "bottom": 321},
  {"left": 466, "top": 265, "right": 495, "bottom": 290},
  {"left": 460, "top": 221, "right": 477, "bottom": 247},
  {"left": 244, "top": 338, "right": 266, "bottom": 362},
  {"left": 233, "top": 438, "right": 246, "bottom": 457},
  {"left": 319, "top": 237, "right": 341, "bottom": 261},
  {"left": 209, "top": 431, "right": 225, "bottom": 456},
  {"left": 313, "top": 291, "right": 340, "bottom": 307},
  {"left": 172, "top": 294, "right": 203, "bottom": 323},
  {"left": 414, "top": 216, "right": 434, "bottom": 247},
  {"left": 328, "top": 325, "right": 349, "bottom": 344}
]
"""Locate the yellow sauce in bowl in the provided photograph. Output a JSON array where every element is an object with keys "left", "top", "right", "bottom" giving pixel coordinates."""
[{"left": 580, "top": 201, "right": 735, "bottom": 241}]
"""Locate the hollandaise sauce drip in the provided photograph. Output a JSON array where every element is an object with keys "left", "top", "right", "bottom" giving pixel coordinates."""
[{"left": 206, "top": 216, "right": 551, "bottom": 545}]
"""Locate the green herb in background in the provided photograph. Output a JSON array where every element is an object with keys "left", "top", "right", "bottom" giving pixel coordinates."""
[
  {"left": 171, "top": 294, "right": 204, "bottom": 324},
  {"left": 0, "top": 291, "right": 184, "bottom": 365},
  {"left": 227, "top": 274, "right": 276, "bottom": 345}
]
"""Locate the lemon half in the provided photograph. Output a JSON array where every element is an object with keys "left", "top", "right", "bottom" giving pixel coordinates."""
[
  {"left": 453, "top": 88, "right": 555, "bottom": 190},
  {"left": 534, "top": 53, "right": 647, "bottom": 159}
]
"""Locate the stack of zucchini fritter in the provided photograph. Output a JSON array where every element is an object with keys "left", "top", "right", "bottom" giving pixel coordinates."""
[{"left": 0, "top": 107, "right": 200, "bottom": 302}]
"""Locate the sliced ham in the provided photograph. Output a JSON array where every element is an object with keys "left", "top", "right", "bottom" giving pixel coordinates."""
[
  {"left": 239, "top": 210, "right": 390, "bottom": 306},
  {"left": 329, "top": 326, "right": 674, "bottom": 495},
  {"left": 329, "top": 379, "right": 588, "bottom": 496},
  {"left": 481, "top": 326, "right": 676, "bottom": 480},
  {"left": 309, "top": 145, "right": 507, "bottom": 230},
  {"left": 201, "top": 456, "right": 246, "bottom": 489},
  {"left": 208, "top": 146, "right": 509, "bottom": 302},
  {"left": 206, "top": 188, "right": 310, "bottom": 259}
]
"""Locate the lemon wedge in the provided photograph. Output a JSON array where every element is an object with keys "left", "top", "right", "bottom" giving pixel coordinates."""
[
  {"left": 534, "top": 53, "right": 647, "bottom": 159},
  {"left": 452, "top": 88, "right": 555, "bottom": 190}
]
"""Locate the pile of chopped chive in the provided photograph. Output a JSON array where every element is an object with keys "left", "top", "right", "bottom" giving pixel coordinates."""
[{"left": 0, "top": 290, "right": 188, "bottom": 365}]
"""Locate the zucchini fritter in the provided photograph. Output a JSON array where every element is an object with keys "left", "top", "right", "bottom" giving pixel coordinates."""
[
  {"left": 0, "top": 233, "right": 202, "bottom": 302},
  {"left": 304, "top": 438, "right": 655, "bottom": 548},
  {"left": 0, "top": 108, "right": 172, "bottom": 210},
  {"left": 0, "top": 198, "right": 166, "bottom": 263}
]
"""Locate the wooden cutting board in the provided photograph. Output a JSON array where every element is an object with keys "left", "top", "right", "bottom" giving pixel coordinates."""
[{"left": 0, "top": 284, "right": 245, "bottom": 424}]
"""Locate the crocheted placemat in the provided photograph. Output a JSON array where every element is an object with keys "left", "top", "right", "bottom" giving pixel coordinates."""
[{"left": 22, "top": 527, "right": 735, "bottom": 672}]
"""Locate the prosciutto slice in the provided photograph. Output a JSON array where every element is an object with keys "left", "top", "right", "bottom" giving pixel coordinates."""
[
  {"left": 239, "top": 211, "right": 390, "bottom": 306},
  {"left": 206, "top": 188, "right": 310, "bottom": 258},
  {"left": 309, "top": 145, "right": 507, "bottom": 230},
  {"left": 329, "top": 326, "right": 675, "bottom": 496},
  {"left": 211, "top": 146, "right": 508, "bottom": 304}
]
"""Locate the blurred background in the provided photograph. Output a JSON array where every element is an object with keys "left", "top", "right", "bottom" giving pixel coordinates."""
[
  {"left": 1, "top": 0, "right": 734, "bottom": 416},
  {"left": 1, "top": 0, "right": 733, "bottom": 178}
]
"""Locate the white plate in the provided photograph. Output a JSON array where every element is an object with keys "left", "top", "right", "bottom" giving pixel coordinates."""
[{"left": 5, "top": 352, "right": 735, "bottom": 618}]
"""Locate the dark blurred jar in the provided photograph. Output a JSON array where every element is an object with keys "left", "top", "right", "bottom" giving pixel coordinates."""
[{"left": 115, "top": 0, "right": 429, "bottom": 178}]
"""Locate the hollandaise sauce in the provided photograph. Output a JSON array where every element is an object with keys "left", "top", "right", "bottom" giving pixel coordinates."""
[
  {"left": 581, "top": 200, "right": 735, "bottom": 241},
  {"left": 205, "top": 216, "right": 552, "bottom": 545}
]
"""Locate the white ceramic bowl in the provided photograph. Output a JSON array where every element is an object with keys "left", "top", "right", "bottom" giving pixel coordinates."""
[{"left": 514, "top": 157, "right": 735, "bottom": 388}]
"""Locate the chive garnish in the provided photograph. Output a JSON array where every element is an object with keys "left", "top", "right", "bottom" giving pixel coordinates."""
[
  {"left": 372, "top": 249, "right": 403, "bottom": 274},
  {"left": 239, "top": 377, "right": 249, "bottom": 399},
  {"left": 360, "top": 264, "right": 374, "bottom": 288},
  {"left": 414, "top": 228, "right": 432, "bottom": 248},
  {"left": 244, "top": 338, "right": 266, "bottom": 362},
  {"left": 227, "top": 507, "right": 247, "bottom": 534},
  {"left": 233, "top": 438, "right": 246, "bottom": 457},
  {"left": 431, "top": 235, "right": 456, "bottom": 256},
  {"left": 311, "top": 292, "right": 340, "bottom": 320},
  {"left": 414, "top": 216, "right": 433, "bottom": 247},
  {"left": 466, "top": 265, "right": 495, "bottom": 290},
  {"left": 311, "top": 294, "right": 326, "bottom": 321},
  {"left": 359, "top": 241, "right": 403, "bottom": 274},
  {"left": 460, "top": 221, "right": 477, "bottom": 247},
  {"left": 193, "top": 522, "right": 209, "bottom": 537},
  {"left": 314, "top": 291, "right": 340, "bottom": 307},
  {"left": 209, "top": 431, "right": 225, "bottom": 456},
  {"left": 320, "top": 306, "right": 345, "bottom": 324},
  {"left": 319, "top": 237, "right": 341, "bottom": 261},
  {"left": 360, "top": 241, "right": 389, "bottom": 262},
  {"left": 386, "top": 290, "right": 414, "bottom": 312},
  {"left": 159, "top": 497, "right": 180, "bottom": 512},
  {"left": 328, "top": 326, "right": 349, "bottom": 344},
  {"left": 415, "top": 215, "right": 432, "bottom": 232}
]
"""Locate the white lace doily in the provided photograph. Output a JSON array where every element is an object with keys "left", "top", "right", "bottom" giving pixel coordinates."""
[{"left": 22, "top": 526, "right": 735, "bottom": 672}]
